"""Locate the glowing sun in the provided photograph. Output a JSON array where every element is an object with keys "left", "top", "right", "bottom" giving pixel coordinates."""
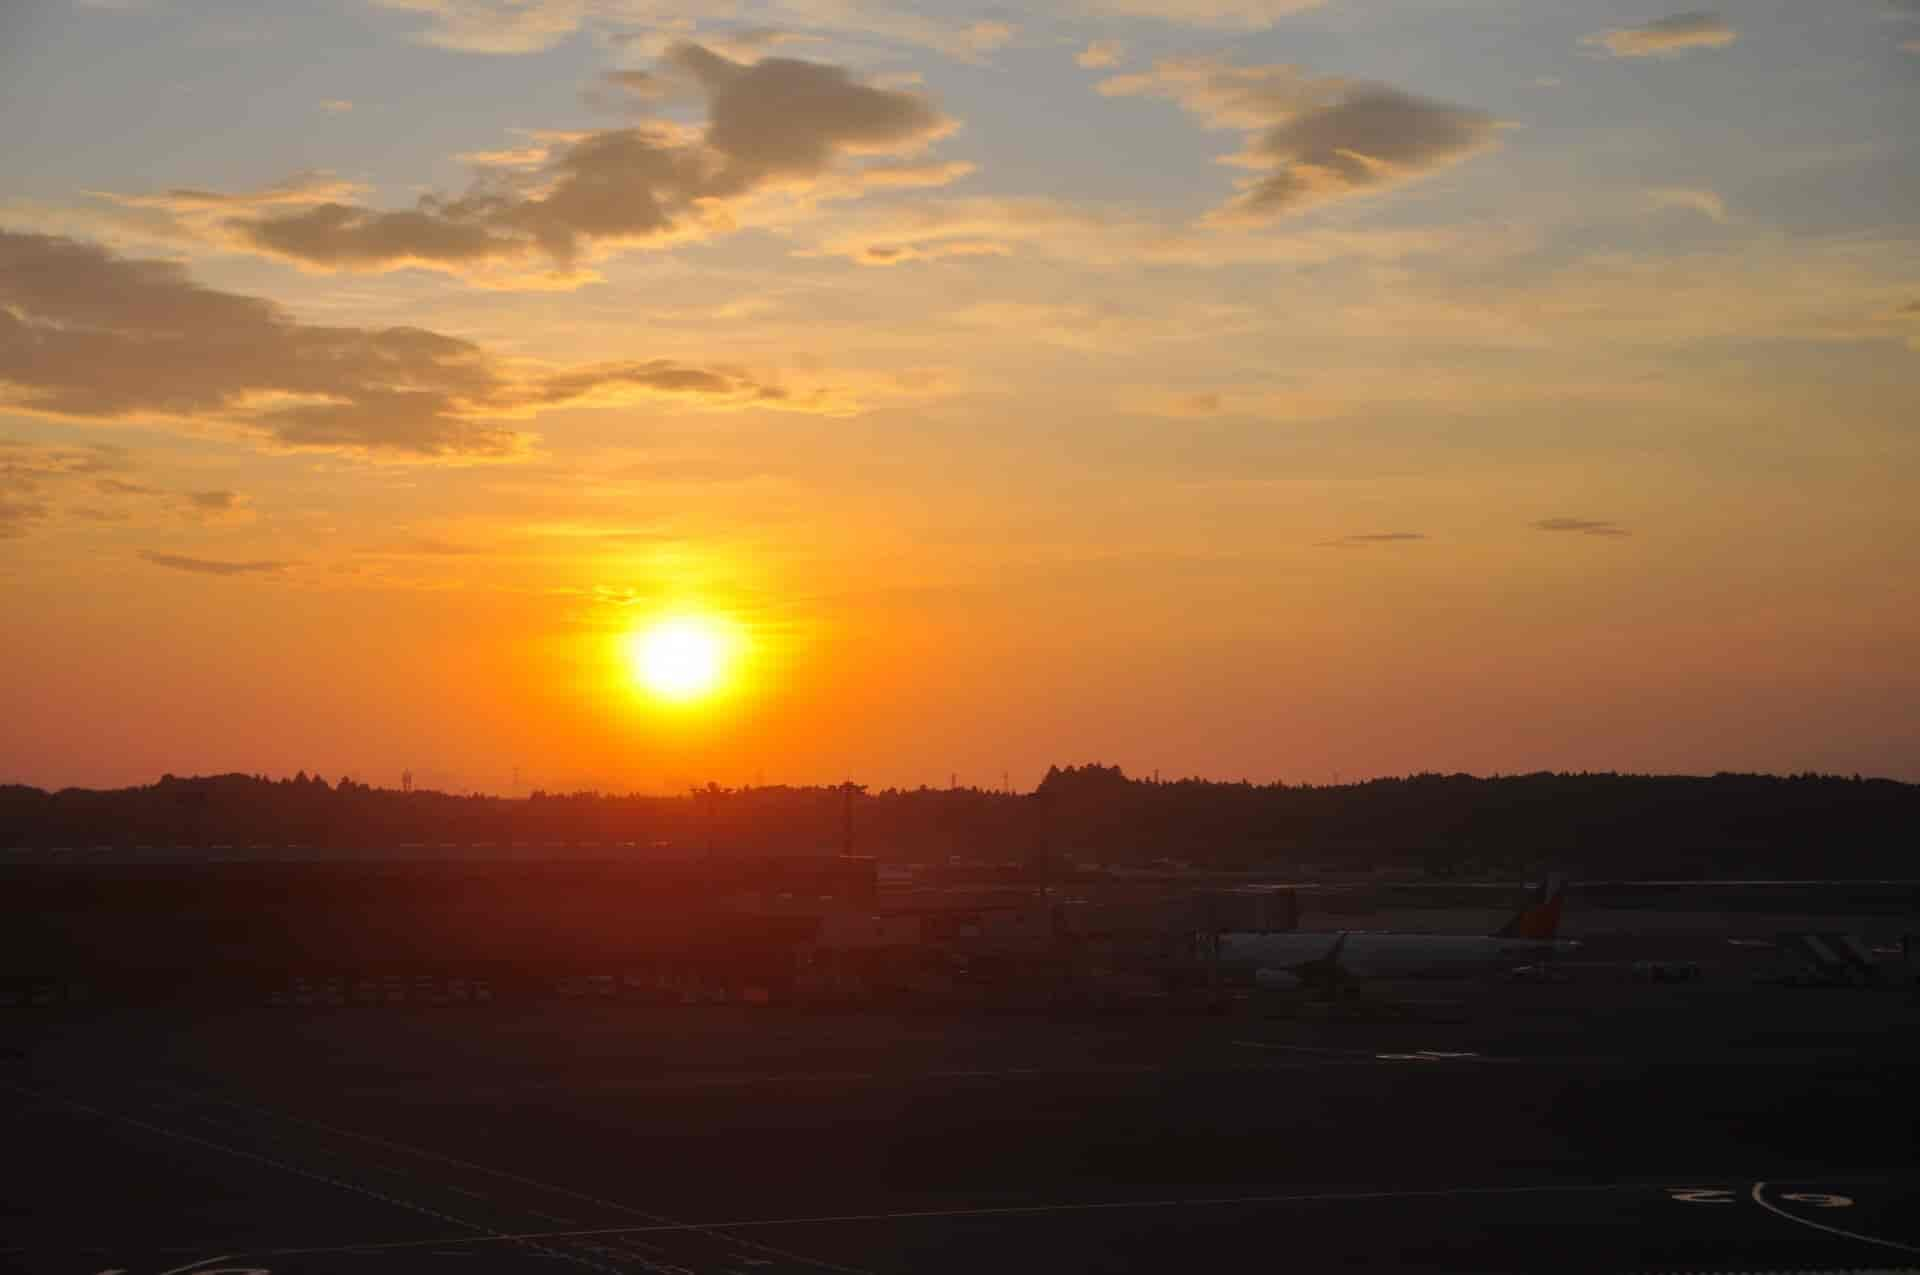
[{"left": 627, "top": 617, "right": 732, "bottom": 702}]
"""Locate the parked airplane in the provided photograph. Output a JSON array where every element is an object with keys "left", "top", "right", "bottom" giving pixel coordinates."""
[{"left": 1219, "top": 876, "right": 1575, "bottom": 991}]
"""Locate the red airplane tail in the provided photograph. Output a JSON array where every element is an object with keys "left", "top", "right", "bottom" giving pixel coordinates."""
[{"left": 1494, "top": 874, "right": 1566, "bottom": 941}]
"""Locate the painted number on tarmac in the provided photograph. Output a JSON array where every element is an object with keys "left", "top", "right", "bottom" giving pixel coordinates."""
[
  {"left": 1668, "top": 1188, "right": 1736, "bottom": 1203},
  {"left": 1666, "top": 1187, "right": 1853, "bottom": 1208},
  {"left": 1780, "top": 1193, "right": 1854, "bottom": 1208}
]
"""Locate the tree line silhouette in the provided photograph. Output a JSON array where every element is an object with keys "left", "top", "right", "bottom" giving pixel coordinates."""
[{"left": 1, "top": 764, "right": 1913, "bottom": 878}]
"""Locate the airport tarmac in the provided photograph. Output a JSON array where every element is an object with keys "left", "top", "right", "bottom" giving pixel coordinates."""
[{"left": 5, "top": 971, "right": 1919, "bottom": 1275}]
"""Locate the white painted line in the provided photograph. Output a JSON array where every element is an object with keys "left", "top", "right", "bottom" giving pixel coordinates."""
[
  {"left": 1230, "top": 1040, "right": 1378, "bottom": 1057},
  {"left": 155, "top": 1258, "right": 236, "bottom": 1275},
  {"left": 254, "top": 1179, "right": 1659, "bottom": 1260},
  {"left": 175, "top": 1083, "right": 870, "bottom": 1275},
  {"left": 0, "top": 1084, "right": 627, "bottom": 1275},
  {"left": 0, "top": 1083, "right": 493, "bottom": 1239},
  {"left": 1749, "top": 1181, "right": 1920, "bottom": 1255}
]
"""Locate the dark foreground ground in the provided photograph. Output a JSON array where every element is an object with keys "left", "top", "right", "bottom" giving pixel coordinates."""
[{"left": 5, "top": 966, "right": 1919, "bottom": 1275}]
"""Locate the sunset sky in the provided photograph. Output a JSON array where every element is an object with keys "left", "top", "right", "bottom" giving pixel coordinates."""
[{"left": 2, "top": 0, "right": 1917, "bottom": 793}]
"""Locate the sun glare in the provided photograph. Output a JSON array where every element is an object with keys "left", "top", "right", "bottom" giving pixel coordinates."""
[{"left": 628, "top": 617, "right": 732, "bottom": 703}]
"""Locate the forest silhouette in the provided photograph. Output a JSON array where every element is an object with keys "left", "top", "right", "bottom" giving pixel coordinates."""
[{"left": 3, "top": 765, "right": 1914, "bottom": 879}]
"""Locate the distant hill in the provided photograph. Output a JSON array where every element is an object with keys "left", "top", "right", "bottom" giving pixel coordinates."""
[{"left": 1, "top": 766, "right": 1914, "bottom": 879}]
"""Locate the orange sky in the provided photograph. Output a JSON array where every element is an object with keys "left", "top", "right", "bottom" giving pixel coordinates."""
[{"left": 2, "top": 0, "right": 1918, "bottom": 790}]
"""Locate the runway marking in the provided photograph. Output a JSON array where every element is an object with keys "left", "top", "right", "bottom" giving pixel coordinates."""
[
  {"left": 170, "top": 1083, "right": 872, "bottom": 1275},
  {"left": 1229, "top": 1040, "right": 1380, "bottom": 1057},
  {"left": 1666, "top": 1187, "right": 1735, "bottom": 1204},
  {"left": 1779, "top": 1191, "right": 1853, "bottom": 1207},
  {"left": 0, "top": 1084, "right": 629, "bottom": 1275},
  {"left": 246, "top": 1178, "right": 1677, "bottom": 1260},
  {"left": 1750, "top": 1181, "right": 1920, "bottom": 1255}
]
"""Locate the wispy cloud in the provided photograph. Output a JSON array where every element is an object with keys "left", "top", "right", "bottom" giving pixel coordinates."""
[
  {"left": 1648, "top": 186, "right": 1728, "bottom": 222},
  {"left": 319, "top": 99, "right": 354, "bottom": 113},
  {"left": 0, "top": 498, "right": 49, "bottom": 539},
  {"left": 1584, "top": 12, "right": 1736, "bottom": 58},
  {"left": 807, "top": 194, "right": 1477, "bottom": 269},
  {"left": 140, "top": 550, "right": 293, "bottom": 576},
  {"left": 1, "top": 444, "right": 148, "bottom": 540},
  {"left": 369, "top": 0, "right": 1014, "bottom": 61},
  {"left": 1077, "top": 0, "right": 1326, "bottom": 29},
  {"left": 1533, "top": 517, "right": 1630, "bottom": 537},
  {"left": 1077, "top": 40, "right": 1126, "bottom": 69}
]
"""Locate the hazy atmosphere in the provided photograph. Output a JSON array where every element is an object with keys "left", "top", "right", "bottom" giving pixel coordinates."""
[{"left": 4, "top": 0, "right": 1918, "bottom": 793}]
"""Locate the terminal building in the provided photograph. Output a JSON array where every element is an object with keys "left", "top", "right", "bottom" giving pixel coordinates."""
[
  {"left": 0, "top": 852, "right": 875, "bottom": 1007},
  {"left": 1, "top": 850, "right": 1299, "bottom": 1009}
]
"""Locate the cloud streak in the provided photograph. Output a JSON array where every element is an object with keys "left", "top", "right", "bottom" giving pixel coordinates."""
[
  {"left": 371, "top": 0, "right": 1015, "bottom": 60},
  {"left": 1533, "top": 517, "right": 1631, "bottom": 537},
  {"left": 806, "top": 194, "right": 1476, "bottom": 268},
  {"left": 1317, "top": 531, "right": 1427, "bottom": 548},
  {"left": 1584, "top": 12, "right": 1737, "bottom": 58},
  {"left": 140, "top": 550, "right": 292, "bottom": 576},
  {"left": 1100, "top": 57, "right": 1498, "bottom": 224},
  {"left": 1078, "top": 0, "right": 1326, "bottom": 27}
]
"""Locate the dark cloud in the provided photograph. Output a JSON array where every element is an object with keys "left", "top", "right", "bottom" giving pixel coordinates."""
[
  {"left": 0, "top": 231, "right": 847, "bottom": 457},
  {"left": 1100, "top": 58, "right": 1497, "bottom": 224},
  {"left": 1228, "top": 88, "right": 1496, "bottom": 221},
  {"left": 179, "top": 42, "right": 959, "bottom": 278},
  {"left": 236, "top": 203, "right": 520, "bottom": 270},
  {"left": 0, "top": 232, "right": 510, "bottom": 455},
  {"left": 186, "top": 489, "right": 238, "bottom": 511},
  {"left": 1583, "top": 12, "right": 1737, "bottom": 57},
  {"left": 669, "top": 42, "right": 951, "bottom": 184},
  {"left": 1533, "top": 517, "right": 1630, "bottom": 537},
  {"left": 139, "top": 551, "right": 292, "bottom": 576}
]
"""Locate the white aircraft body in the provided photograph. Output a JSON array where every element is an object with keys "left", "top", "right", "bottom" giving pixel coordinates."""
[{"left": 1219, "top": 878, "right": 1574, "bottom": 988}]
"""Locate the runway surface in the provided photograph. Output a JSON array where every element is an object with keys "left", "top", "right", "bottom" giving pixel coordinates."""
[{"left": 5, "top": 979, "right": 1918, "bottom": 1274}]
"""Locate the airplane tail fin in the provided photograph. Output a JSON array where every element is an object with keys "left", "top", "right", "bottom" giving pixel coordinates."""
[{"left": 1494, "top": 874, "right": 1566, "bottom": 940}]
